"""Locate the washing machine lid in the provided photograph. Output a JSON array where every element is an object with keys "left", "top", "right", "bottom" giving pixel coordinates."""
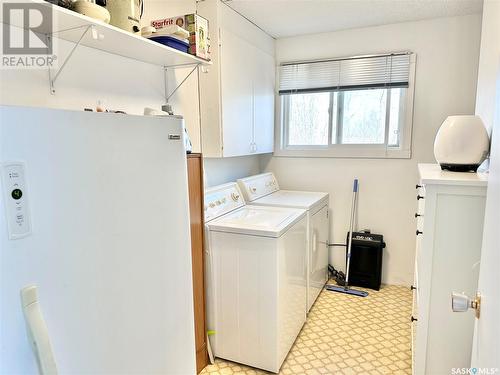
[
  {"left": 207, "top": 205, "right": 306, "bottom": 238},
  {"left": 237, "top": 172, "right": 279, "bottom": 202},
  {"left": 253, "top": 190, "right": 329, "bottom": 211}
]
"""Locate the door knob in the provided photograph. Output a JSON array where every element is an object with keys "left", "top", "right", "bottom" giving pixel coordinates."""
[
  {"left": 411, "top": 316, "right": 418, "bottom": 322},
  {"left": 451, "top": 292, "right": 481, "bottom": 319},
  {"left": 417, "top": 195, "right": 425, "bottom": 200},
  {"left": 416, "top": 230, "right": 423, "bottom": 236},
  {"left": 416, "top": 184, "right": 422, "bottom": 189},
  {"left": 410, "top": 285, "right": 417, "bottom": 291}
]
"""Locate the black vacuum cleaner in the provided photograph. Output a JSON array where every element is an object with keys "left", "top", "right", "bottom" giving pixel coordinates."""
[{"left": 325, "top": 179, "right": 368, "bottom": 297}]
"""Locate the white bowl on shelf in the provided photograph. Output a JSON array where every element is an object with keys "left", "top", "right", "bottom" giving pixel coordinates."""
[{"left": 72, "top": 1, "right": 110, "bottom": 24}]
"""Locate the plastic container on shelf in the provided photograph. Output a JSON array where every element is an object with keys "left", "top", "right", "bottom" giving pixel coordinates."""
[{"left": 148, "top": 36, "right": 189, "bottom": 53}]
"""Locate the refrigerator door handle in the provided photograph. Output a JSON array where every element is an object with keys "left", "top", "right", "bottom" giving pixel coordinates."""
[{"left": 20, "top": 285, "right": 58, "bottom": 375}]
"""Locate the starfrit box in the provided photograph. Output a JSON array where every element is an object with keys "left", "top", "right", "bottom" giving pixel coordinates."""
[
  {"left": 185, "top": 14, "right": 209, "bottom": 60},
  {"left": 151, "top": 16, "right": 186, "bottom": 30},
  {"left": 151, "top": 14, "right": 210, "bottom": 61}
]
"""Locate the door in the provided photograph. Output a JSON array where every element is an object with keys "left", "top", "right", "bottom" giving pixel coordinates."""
[
  {"left": 220, "top": 29, "right": 254, "bottom": 157},
  {"left": 252, "top": 46, "right": 275, "bottom": 154},
  {"left": 470, "top": 70, "right": 500, "bottom": 370}
]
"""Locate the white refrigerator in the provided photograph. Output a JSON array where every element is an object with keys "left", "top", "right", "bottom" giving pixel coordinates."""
[{"left": 0, "top": 106, "right": 196, "bottom": 374}]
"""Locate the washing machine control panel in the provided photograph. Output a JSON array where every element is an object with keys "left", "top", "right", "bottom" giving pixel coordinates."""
[{"left": 204, "top": 183, "right": 245, "bottom": 222}]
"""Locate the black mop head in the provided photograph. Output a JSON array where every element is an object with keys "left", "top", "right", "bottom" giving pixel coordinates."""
[{"left": 325, "top": 284, "right": 368, "bottom": 297}]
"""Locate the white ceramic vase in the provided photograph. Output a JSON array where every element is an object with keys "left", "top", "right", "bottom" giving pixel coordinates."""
[{"left": 434, "top": 115, "right": 490, "bottom": 172}]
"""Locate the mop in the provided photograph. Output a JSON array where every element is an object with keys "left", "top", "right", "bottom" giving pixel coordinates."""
[{"left": 325, "top": 179, "right": 368, "bottom": 297}]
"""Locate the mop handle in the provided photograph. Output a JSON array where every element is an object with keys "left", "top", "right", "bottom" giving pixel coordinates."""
[{"left": 345, "top": 179, "right": 358, "bottom": 287}]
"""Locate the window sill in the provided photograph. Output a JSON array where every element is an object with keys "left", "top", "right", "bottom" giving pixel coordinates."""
[{"left": 273, "top": 146, "right": 411, "bottom": 159}]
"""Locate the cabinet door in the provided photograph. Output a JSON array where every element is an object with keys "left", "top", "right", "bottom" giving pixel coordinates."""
[
  {"left": 220, "top": 29, "right": 254, "bottom": 157},
  {"left": 252, "top": 47, "right": 275, "bottom": 154}
]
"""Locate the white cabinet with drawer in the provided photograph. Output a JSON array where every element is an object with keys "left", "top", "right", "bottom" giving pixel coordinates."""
[
  {"left": 412, "top": 164, "right": 488, "bottom": 375},
  {"left": 198, "top": 0, "right": 275, "bottom": 158}
]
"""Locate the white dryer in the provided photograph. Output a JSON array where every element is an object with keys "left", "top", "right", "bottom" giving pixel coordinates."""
[
  {"left": 237, "top": 173, "right": 329, "bottom": 312},
  {"left": 204, "top": 183, "right": 307, "bottom": 373}
]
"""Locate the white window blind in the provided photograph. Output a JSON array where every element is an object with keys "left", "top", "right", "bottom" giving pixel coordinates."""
[{"left": 279, "top": 53, "right": 411, "bottom": 95}]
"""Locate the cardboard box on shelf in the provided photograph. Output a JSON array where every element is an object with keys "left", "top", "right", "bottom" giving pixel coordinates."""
[
  {"left": 151, "top": 16, "right": 186, "bottom": 30},
  {"left": 150, "top": 14, "right": 210, "bottom": 61},
  {"left": 185, "top": 14, "right": 209, "bottom": 60}
]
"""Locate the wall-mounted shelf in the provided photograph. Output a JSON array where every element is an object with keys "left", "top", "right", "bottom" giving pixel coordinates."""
[{"left": 2, "top": 0, "right": 212, "bottom": 68}]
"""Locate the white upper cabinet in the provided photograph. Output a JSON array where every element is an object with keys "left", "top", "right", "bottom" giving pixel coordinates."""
[
  {"left": 198, "top": 0, "right": 276, "bottom": 158},
  {"left": 220, "top": 29, "right": 254, "bottom": 157},
  {"left": 252, "top": 46, "right": 275, "bottom": 154}
]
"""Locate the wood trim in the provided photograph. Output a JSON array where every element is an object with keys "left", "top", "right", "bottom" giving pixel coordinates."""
[{"left": 186, "top": 153, "right": 209, "bottom": 373}]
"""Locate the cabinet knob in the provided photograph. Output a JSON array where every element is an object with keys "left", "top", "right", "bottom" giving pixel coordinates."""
[
  {"left": 416, "top": 184, "right": 422, "bottom": 189},
  {"left": 416, "top": 230, "right": 423, "bottom": 236},
  {"left": 417, "top": 195, "right": 425, "bottom": 200},
  {"left": 415, "top": 213, "right": 422, "bottom": 218},
  {"left": 411, "top": 316, "right": 418, "bottom": 322},
  {"left": 411, "top": 285, "right": 417, "bottom": 291}
]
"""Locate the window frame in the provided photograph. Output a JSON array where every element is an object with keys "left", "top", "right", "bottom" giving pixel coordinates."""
[{"left": 274, "top": 53, "right": 417, "bottom": 159}]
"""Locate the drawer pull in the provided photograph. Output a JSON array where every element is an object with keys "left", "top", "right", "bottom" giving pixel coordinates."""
[
  {"left": 416, "top": 184, "right": 422, "bottom": 189},
  {"left": 415, "top": 213, "right": 422, "bottom": 218},
  {"left": 411, "top": 316, "right": 418, "bottom": 322},
  {"left": 416, "top": 230, "right": 423, "bottom": 236},
  {"left": 417, "top": 195, "right": 425, "bottom": 200},
  {"left": 411, "top": 285, "right": 417, "bottom": 290}
]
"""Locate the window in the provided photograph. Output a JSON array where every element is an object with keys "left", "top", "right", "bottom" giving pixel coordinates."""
[{"left": 277, "top": 53, "right": 416, "bottom": 158}]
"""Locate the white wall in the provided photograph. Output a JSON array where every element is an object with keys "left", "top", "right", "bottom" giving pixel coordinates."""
[
  {"left": 475, "top": 0, "right": 500, "bottom": 133},
  {"left": 0, "top": 39, "right": 165, "bottom": 114},
  {"left": 204, "top": 155, "right": 260, "bottom": 187},
  {"left": 261, "top": 14, "right": 482, "bottom": 285},
  {"left": 0, "top": 0, "right": 260, "bottom": 186}
]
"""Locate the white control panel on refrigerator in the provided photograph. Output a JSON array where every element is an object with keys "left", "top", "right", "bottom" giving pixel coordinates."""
[{"left": 1, "top": 162, "right": 31, "bottom": 239}]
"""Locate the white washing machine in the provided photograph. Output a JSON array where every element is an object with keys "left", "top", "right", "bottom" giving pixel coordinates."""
[
  {"left": 237, "top": 173, "right": 329, "bottom": 312},
  {"left": 204, "top": 183, "right": 307, "bottom": 373}
]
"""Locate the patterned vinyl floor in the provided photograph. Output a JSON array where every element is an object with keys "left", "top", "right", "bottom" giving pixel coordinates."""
[{"left": 201, "top": 283, "right": 412, "bottom": 375}]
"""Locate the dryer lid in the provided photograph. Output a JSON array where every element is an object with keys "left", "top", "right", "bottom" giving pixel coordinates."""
[
  {"left": 237, "top": 172, "right": 279, "bottom": 202},
  {"left": 207, "top": 205, "right": 306, "bottom": 238},
  {"left": 204, "top": 182, "right": 246, "bottom": 222}
]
